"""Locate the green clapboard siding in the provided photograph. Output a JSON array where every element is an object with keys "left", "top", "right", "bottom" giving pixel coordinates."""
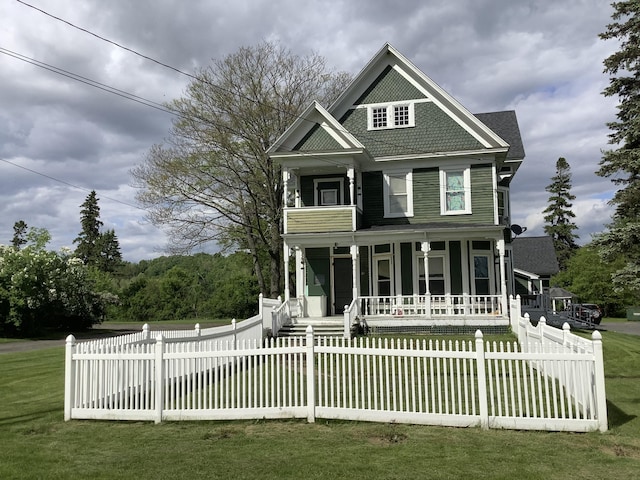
[
  {"left": 362, "top": 165, "right": 495, "bottom": 227},
  {"left": 287, "top": 209, "right": 353, "bottom": 233}
]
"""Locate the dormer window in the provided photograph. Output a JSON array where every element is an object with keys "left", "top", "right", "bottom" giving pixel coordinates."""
[{"left": 368, "top": 102, "right": 415, "bottom": 130}]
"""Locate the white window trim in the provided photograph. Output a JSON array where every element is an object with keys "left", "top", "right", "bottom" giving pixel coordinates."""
[
  {"left": 367, "top": 102, "right": 415, "bottom": 130},
  {"left": 440, "top": 166, "right": 472, "bottom": 215},
  {"left": 497, "top": 187, "right": 510, "bottom": 225},
  {"left": 314, "top": 178, "right": 344, "bottom": 206},
  {"left": 383, "top": 170, "right": 413, "bottom": 218}
]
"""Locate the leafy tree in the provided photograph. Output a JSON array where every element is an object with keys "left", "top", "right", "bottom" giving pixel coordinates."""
[
  {"left": 132, "top": 41, "right": 351, "bottom": 297},
  {"left": 597, "top": 2, "right": 640, "bottom": 299},
  {"left": 552, "top": 245, "right": 632, "bottom": 317},
  {"left": 74, "top": 190, "right": 103, "bottom": 265},
  {"left": 0, "top": 228, "right": 105, "bottom": 335},
  {"left": 11, "top": 220, "right": 28, "bottom": 249},
  {"left": 543, "top": 157, "right": 579, "bottom": 269}
]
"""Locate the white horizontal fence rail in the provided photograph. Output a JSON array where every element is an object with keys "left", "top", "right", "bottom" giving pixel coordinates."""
[
  {"left": 360, "top": 294, "right": 502, "bottom": 317},
  {"left": 65, "top": 327, "right": 607, "bottom": 432}
]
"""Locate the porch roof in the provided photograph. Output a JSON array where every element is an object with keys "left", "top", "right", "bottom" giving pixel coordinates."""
[{"left": 283, "top": 222, "right": 505, "bottom": 245}]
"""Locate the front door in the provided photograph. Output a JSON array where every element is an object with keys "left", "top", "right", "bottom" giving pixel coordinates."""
[{"left": 332, "top": 257, "right": 352, "bottom": 314}]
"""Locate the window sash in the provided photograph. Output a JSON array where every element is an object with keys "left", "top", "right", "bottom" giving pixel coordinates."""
[
  {"left": 440, "top": 167, "right": 471, "bottom": 215},
  {"left": 384, "top": 171, "right": 413, "bottom": 217}
]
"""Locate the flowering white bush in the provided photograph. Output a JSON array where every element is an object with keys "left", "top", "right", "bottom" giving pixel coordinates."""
[{"left": 0, "top": 236, "right": 105, "bottom": 335}]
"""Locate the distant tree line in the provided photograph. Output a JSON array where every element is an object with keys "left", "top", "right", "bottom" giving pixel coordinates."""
[{"left": 1, "top": 191, "right": 260, "bottom": 337}]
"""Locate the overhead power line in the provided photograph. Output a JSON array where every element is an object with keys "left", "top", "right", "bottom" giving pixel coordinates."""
[
  {"left": 15, "top": 0, "right": 423, "bottom": 158},
  {"left": 0, "top": 157, "right": 146, "bottom": 212}
]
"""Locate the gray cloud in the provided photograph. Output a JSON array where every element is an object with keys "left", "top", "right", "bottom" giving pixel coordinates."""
[{"left": 0, "top": 0, "right": 620, "bottom": 260}]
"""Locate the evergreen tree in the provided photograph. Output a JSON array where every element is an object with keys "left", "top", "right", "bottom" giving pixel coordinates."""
[
  {"left": 96, "top": 229, "right": 123, "bottom": 273},
  {"left": 543, "top": 157, "right": 579, "bottom": 270},
  {"left": 11, "top": 220, "right": 28, "bottom": 249},
  {"left": 597, "top": 2, "right": 640, "bottom": 297},
  {"left": 74, "top": 191, "right": 103, "bottom": 266}
]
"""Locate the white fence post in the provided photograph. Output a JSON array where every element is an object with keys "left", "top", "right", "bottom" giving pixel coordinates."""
[
  {"left": 306, "top": 325, "right": 316, "bottom": 423},
  {"left": 155, "top": 334, "right": 165, "bottom": 424},
  {"left": 64, "top": 334, "right": 76, "bottom": 421},
  {"left": 475, "top": 330, "right": 489, "bottom": 429},
  {"left": 232, "top": 319, "right": 237, "bottom": 349},
  {"left": 592, "top": 331, "right": 608, "bottom": 432},
  {"left": 195, "top": 323, "right": 201, "bottom": 338},
  {"left": 143, "top": 323, "right": 150, "bottom": 341}
]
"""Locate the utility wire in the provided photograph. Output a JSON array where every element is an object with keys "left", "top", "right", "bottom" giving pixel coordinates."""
[
  {"left": 0, "top": 157, "right": 147, "bottom": 211},
  {"left": 15, "top": 0, "right": 431, "bottom": 158},
  {"left": 0, "top": 47, "right": 176, "bottom": 117}
]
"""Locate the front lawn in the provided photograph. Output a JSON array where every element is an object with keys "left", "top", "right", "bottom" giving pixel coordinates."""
[{"left": 1, "top": 331, "right": 639, "bottom": 479}]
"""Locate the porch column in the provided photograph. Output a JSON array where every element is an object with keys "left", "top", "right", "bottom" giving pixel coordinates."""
[
  {"left": 421, "top": 241, "right": 431, "bottom": 315},
  {"left": 350, "top": 244, "right": 359, "bottom": 302},
  {"left": 282, "top": 167, "right": 289, "bottom": 207},
  {"left": 496, "top": 238, "right": 508, "bottom": 315},
  {"left": 284, "top": 241, "right": 291, "bottom": 302},
  {"left": 347, "top": 168, "right": 355, "bottom": 206}
]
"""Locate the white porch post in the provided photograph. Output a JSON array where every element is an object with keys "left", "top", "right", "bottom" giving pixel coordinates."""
[
  {"left": 350, "top": 244, "right": 359, "bottom": 301},
  {"left": 497, "top": 238, "right": 507, "bottom": 315},
  {"left": 347, "top": 168, "right": 355, "bottom": 206},
  {"left": 421, "top": 241, "right": 431, "bottom": 315},
  {"left": 282, "top": 167, "right": 289, "bottom": 207},
  {"left": 284, "top": 240, "right": 290, "bottom": 302}
]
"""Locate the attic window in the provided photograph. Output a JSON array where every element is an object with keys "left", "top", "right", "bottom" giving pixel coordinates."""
[{"left": 368, "top": 103, "right": 414, "bottom": 130}]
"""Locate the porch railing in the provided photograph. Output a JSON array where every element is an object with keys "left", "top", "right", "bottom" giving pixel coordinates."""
[{"left": 359, "top": 294, "right": 503, "bottom": 317}]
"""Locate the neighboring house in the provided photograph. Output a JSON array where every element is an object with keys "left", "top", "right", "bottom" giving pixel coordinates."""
[
  {"left": 267, "top": 43, "right": 525, "bottom": 330},
  {"left": 512, "top": 236, "right": 560, "bottom": 297}
]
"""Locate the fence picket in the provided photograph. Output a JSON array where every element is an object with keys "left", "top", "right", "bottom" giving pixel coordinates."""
[{"left": 64, "top": 297, "right": 607, "bottom": 432}]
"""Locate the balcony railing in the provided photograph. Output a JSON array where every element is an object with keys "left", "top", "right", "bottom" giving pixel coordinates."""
[
  {"left": 359, "top": 295, "right": 503, "bottom": 317},
  {"left": 284, "top": 206, "right": 359, "bottom": 234}
]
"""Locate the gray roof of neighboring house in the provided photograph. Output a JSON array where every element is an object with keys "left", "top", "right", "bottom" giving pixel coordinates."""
[
  {"left": 475, "top": 110, "right": 525, "bottom": 160},
  {"left": 512, "top": 236, "right": 560, "bottom": 276}
]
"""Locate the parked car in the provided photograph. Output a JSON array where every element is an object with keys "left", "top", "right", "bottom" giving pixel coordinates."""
[{"left": 567, "top": 303, "right": 603, "bottom": 325}]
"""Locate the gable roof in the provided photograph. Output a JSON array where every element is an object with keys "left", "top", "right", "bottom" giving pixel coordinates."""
[
  {"left": 512, "top": 236, "right": 560, "bottom": 276},
  {"left": 328, "top": 43, "right": 510, "bottom": 152},
  {"left": 268, "top": 101, "right": 365, "bottom": 156},
  {"left": 269, "top": 43, "right": 517, "bottom": 163}
]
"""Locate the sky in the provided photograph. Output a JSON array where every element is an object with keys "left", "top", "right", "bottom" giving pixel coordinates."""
[{"left": 0, "top": 0, "right": 621, "bottom": 262}]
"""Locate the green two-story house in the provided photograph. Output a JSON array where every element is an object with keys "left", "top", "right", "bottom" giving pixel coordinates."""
[{"left": 267, "top": 44, "right": 524, "bottom": 333}]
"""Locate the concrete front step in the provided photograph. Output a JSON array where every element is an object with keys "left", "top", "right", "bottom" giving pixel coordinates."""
[{"left": 277, "top": 323, "right": 345, "bottom": 337}]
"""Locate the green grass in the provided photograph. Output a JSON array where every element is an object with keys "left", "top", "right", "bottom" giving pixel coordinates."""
[{"left": 2, "top": 332, "right": 640, "bottom": 479}]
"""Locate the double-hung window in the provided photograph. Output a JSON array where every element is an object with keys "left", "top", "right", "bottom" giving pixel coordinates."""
[
  {"left": 368, "top": 103, "right": 414, "bottom": 130},
  {"left": 383, "top": 171, "right": 413, "bottom": 217},
  {"left": 440, "top": 167, "right": 471, "bottom": 215}
]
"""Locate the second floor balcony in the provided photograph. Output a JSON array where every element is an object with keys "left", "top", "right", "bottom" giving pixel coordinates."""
[{"left": 284, "top": 205, "right": 362, "bottom": 234}]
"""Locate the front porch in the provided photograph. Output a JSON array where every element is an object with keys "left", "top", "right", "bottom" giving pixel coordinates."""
[{"left": 272, "top": 294, "right": 509, "bottom": 338}]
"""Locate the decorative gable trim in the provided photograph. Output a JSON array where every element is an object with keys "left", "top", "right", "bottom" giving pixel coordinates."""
[
  {"left": 267, "top": 101, "right": 365, "bottom": 156},
  {"left": 328, "top": 43, "right": 510, "bottom": 152}
]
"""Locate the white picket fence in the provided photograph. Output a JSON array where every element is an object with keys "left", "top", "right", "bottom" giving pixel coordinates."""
[{"left": 65, "top": 296, "right": 607, "bottom": 432}]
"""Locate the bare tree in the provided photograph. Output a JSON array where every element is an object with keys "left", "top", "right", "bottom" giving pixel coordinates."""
[{"left": 132, "top": 42, "right": 351, "bottom": 296}]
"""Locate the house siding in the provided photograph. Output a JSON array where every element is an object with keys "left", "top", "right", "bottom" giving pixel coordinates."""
[
  {"left": 294, "top": 123, "right": 342, "bottom": 151},
  {"left": 300, "top": 175, "right": 350, "bottom": 207},
  {"left": 340, "top": 101, "right": 485, "bottom": 159},
  {"left": 361, "top": 165, "right": 496, "bottom": 227},
  {"left": 287, "top": 209, "right": 353, "bottom": 233}
]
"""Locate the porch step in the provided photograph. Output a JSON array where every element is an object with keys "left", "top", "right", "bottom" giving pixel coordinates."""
[{"left": 277, "top": 322, "right": 345, "bottom": 338}]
